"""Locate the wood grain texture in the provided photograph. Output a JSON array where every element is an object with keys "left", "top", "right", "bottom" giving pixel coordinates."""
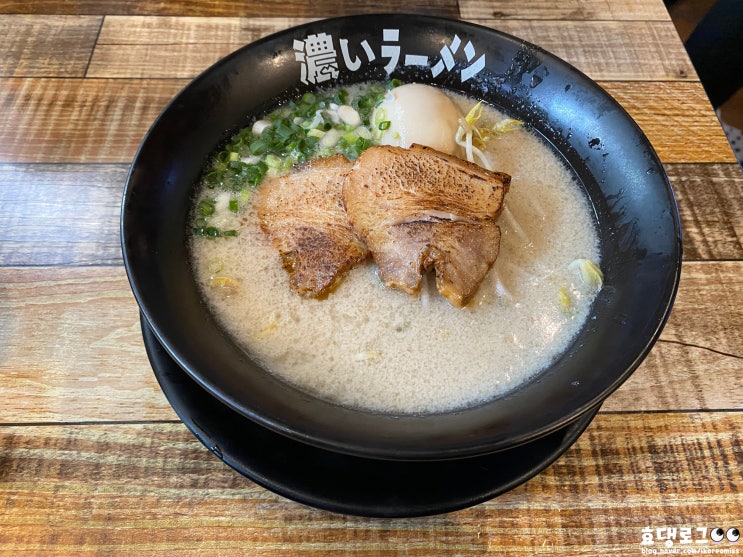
[
  {"left": 0, "top": 413, "right": 740, "bottom": 553},
  {"left": 0, "top": 266, "right": 175, "bottom": 423},
  {"left": 95, "top": 15, "right": 308, "bottom": 44},
  {"left": 0, "top": 0, "right": 460, "bottom": 17},
  {"left": 459, "top": 0, "right": 672, "bottom": 21},
  {"left": 661, "top": 262, "right": 743, "bottom": 361},
  {"left": 603, "top": 261, "right": 743, "bottom": 412},
  {"left": 0, "top": 78, "right": 186, "bottom": 163},
  {"left": 664, "top": 163, "right": 743, "bottom": 261},
  {"left": 88, "top": 16, "right": 312, "bottom": 79},
  {"left": 474, "top": 20, "right": 695, "bottom": 82},
  {"left": 88, "top": 43, "right": 239, "bottom": 79},
  {"left": 0, "top": 261, "right": 739, "bottom": 423},
  {"left": 599, "top": 81, "right": 738, "bottom": 163},
  {"left": 0, "top": 78, "right": 732, "bottom": 164},
  {"left": 89, "top": 16, "right": 312, "bottom": 79},
  {"left": 1, "top": 1, "right": 741, "bottom": 551},
  {"left": 0, "top": 164, "right": 128, "bottom": 266},
  {"left": 0, "top": 15, "right": 102, "bottom": 77},
  {"left": 87, "top": 18, "right": 695, "bottom": 81}
]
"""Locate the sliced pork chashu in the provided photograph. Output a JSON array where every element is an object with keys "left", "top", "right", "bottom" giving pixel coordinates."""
[
  {"left": 342, "top": 144, "right": 511, "bottom": 307},
  {"left": 368, "top": 220, "right": 502, "bottom": 308},
  {"left": 255, "top": 154, "right": 368, "bottom": 298}
]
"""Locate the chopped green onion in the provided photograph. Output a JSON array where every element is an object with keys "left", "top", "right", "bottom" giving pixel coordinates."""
[
  {"left": 265, "top": 154, "right": 281, "bottom": 168},
  {"left": 342, "top": 130, "right": 357, "bottom": 144},
  {"left": 275, "top": 121, "right": 294, "bottom": 142},
  {"left": 205, "top": 170, "right": 220, "bottom": 188},
  {"left": 334, "top": 89, "right": 349, "bottom": 105},
  {"left": 197, "top": 199, "right": 215, "bottom": 216},
  {"left": 244, "top": 162, "right": 267, "bottom": 187},
  {"left": 193, "top": 226, "right": 238, "bottom": 238},
  {"left": 249, "top": 138, "right": 267, "bottom": 155},
  {"left": 194, "top": 81, "right": 395, "bottom": 239},
  {"left": 378, "top": 120, "right": 391, "bottom": 131}
]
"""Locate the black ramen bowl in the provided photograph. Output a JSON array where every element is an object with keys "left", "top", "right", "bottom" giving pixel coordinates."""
[{"left": 122, "top": 15, "right": 681, "bottom": 461}]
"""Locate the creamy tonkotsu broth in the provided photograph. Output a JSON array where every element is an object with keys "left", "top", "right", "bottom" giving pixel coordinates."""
[{"left": 189, "top": 84, "right": 601, "bottom": 414}]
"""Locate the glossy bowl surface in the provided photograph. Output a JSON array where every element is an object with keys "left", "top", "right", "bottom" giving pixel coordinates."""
[{"left": 122, "top": 15, "right": 681, "bottom": 460}]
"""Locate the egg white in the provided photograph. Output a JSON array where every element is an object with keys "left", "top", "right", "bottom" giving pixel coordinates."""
[{"left": 373, "top": 83, "right": 463, "bottom": 155}]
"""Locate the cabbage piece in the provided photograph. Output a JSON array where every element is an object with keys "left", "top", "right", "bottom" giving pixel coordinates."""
[{"left": 569, "top": 259, "right": 604, "bottom": 290}]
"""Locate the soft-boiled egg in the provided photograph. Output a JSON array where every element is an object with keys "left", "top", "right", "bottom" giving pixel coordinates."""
[{"left": 373, "top": 83, "right": 463, "bottom": 155}]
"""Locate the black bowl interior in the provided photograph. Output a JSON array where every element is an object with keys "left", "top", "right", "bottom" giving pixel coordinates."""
[{"left": 122, "top": 15, "right": 682, "bottom": 460}]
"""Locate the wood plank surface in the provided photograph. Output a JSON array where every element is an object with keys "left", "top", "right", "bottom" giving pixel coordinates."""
[
  {"left": 0, "top": 412, "right": 740, "bottom": 553},
  {"left": 0, "top": 0, "right": 672, "bottom": 20},
  {"left": 665, "top": 163, "right": 743, "bottom": 261},
  {"left": 0, "top": 78, "right": 186, "bottom": 164},
  {"left": 604, "top": 261, "right": 743, "bottom": 412},
  {"left": 89, "top": 16, "right": 308, "bottom": 79},
  {"left": 0, "top": 261, "right": 740, "bottom": 423},
  {"left": 88, "top": 43, "right": 238, "bottom": 79},
  {"left": 1, "top": 0, "right": 741, "bottom": 551},
  {"left": 474, "top": 20, "right": 695, "bottom": 82},
  {"left": 88, "top": 18, "right": 695, "bottom": 82},
  {"left": 0, "top": 164, "right": 127, "bottom": 266},
  {"left": 0, "top": 78, "right": 733, "bottom": 164},
  {"left": 0, "top": 15, "right": 102, "bottom": 78},
  {"left": 0, "top": 0, "right": 460, "bottom": 17},
  {"left": 661, "top": 262, "right": 743, "bottom": 362},
  {"left": 95, "top": 15, "right": 308, "bottom": 44},
  {"left": 460, "top": 0, "right": 672, "bottom": 21},
  {"left": 0, "top": 266, "right": 174, "bottom": 423},
  {"left": 600, "top": 81, "right": 738, "bottom": 163}
]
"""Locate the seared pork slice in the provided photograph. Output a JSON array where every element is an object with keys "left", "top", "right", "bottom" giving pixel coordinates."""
[
  {"left": 255, "top": 155, "right": 368, "bottom": 298},
  {"left": 367, "top": 221, "right": 502, "bottom": 305},
  {"left": 343, "top": 144, "right": 510, "bottom": 307}
]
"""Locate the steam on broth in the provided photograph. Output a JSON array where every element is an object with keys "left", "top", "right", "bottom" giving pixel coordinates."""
[{"left": 189, "top": 82, "right": 602, "bottom": 414}]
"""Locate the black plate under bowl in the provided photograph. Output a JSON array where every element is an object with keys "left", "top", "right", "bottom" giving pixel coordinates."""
[
  {"left": 122, "top": 15, "right": 681, "bottom": 461},
  {"left": 142, "top": 315, "right": 600, "bottom": 518}
]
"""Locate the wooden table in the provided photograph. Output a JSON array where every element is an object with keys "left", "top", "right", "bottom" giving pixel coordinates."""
[{"left": 1, "top": 0, "right": 741, "bottom": 554}]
